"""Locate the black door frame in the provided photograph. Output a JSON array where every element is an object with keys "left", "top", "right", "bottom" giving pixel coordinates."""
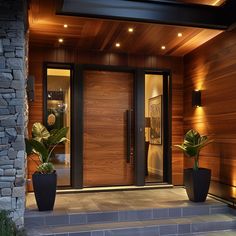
[
  {"left": 43, "top": 62, "right": 75, "bottom": 188},
  {"left": 43, "top": 63, "right": 172, "bottom": 188},
  {"left": 78, "top": 64, "right": 142, "bottom": 187}
]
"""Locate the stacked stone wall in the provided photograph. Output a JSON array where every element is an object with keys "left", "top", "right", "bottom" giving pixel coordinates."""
[{"left": 0, "top": 0, "right": 27, "bottom": 227}]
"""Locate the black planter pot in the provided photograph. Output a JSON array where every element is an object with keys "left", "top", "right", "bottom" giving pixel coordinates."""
[
  {"left": 184, "top": 168, "right": 211, "bottom": 202},
  {"left": 32, "top": 172, "right": 57, "bottom": 211}
]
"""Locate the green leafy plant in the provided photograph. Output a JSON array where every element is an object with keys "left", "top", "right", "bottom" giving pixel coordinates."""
[
  {"left": 0, "top": 211, "right": 26, "bottom": 236},
  {"left": 174, "top": 129, "right": 213, "bottom": 170},
  {"left": 25, "top": 122, "right": 69, "bottom": 174}
]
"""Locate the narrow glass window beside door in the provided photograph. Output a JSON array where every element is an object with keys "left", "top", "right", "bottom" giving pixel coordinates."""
[
  {"left": 145, "top": 74, "right": 164, "bottom": 183},
  {"left": 46, "top": 68, "right": 71, "bottom": 186}
]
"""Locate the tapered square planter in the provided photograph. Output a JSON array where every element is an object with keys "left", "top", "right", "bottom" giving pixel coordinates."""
[
  {"left": 32, "top": 172, "right": 57, "bottom": 211},
  {"left": 184, "top": 168, "right": 211, "bottom": 202}
]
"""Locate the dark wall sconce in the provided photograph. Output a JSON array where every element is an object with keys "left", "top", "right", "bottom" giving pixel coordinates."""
[{"left": 192, "top": 90, "right": 202, "bottom": 107}]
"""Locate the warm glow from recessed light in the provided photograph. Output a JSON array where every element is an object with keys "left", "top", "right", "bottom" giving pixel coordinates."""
[
  {"left": 213, "top": 0, "right": 224, "bottom": 6},
  {"left": 178, "top": 32, "right": 182, "bottom": 37},
  {"left": 115, "top": 43, "right": 120, "bottom": 47},
  {"left": 161, "top": 46, "right": 166, "bottom": 50},
  {"left": 58, "top": 38, "right": 64, "bottom": 43},
  {"left": 64, "top": 24, "right": 68, "bottom": 28},
  {"left": 128, "top": 28, "right": 134, "bottom": 33}
]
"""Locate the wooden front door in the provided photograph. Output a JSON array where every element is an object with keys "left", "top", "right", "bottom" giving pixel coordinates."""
[{"left": 83, "top": 70, "right": 134, "bottom": 187}]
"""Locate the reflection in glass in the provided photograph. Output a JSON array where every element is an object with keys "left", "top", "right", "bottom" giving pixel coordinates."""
[
  {"left": 46, "top": 68, "right": 71, "bottom": 186},
  {"left": 145, "top": 74, "right": 163, "bottom": 183}
]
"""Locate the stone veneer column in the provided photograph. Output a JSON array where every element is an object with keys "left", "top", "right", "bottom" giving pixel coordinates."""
[{"left": 0, "top": 0, "right": 28, "bottom": 227}]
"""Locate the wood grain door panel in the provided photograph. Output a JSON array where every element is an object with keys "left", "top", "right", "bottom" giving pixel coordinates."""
[{"left": 83, "top": 70, "right": 134, "bottom": 187}]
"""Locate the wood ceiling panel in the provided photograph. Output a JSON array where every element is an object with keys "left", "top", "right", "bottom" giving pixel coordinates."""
[
  {"left": 176, "top": 0, "right": 226, "bottom": 6},
  {"left": 29, "top": 0, "right": 223, "bottom": 56},
  {"left": 161, "top": 0, "right": 226, "bottom": 6},
  {"left": 170, "top": 29, "right": 222, "bottom": 55}
]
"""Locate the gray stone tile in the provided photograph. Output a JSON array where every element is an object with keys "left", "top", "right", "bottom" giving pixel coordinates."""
[
  {"left": 118, "top": 209, "right": 153, "bottom": 221},
  {"left": 69, "top": 214, "right": 87, "bottom": 225},
  {"left": 191, "top": 221, "right": 236, "bottom": 233},
  {"left": 229, "top": 208, "right": 236, "bottom": 216},
  {"left": 91, "top": 231, "right": 105, "bottom": 236},
  {"left": 153, "top": 208, "right": 169, "bottom": 218},
  {"left": 26, "top": 188, "right": 224, "bottom": 214},
  {"left": 178, "top": 224, "right": 191, "bottom": 234},
  {"left": 159, "top": 224, "right": 177, "bottom": 235},
  {"left": 26, "top": 226, "right": 51, "bottom": 236},
  {"left": 169, "top": 208, "right": 182, "bottom": 217},
  {"left": 183, "top": 206, "right": 210, "bottom": 216},
  {"left": 87, "top": 212, "right": 118, "bottom": 224},
  {"left": 54, "top": 234, "right": 69, "bottom": 236},
  {"left": 105, "top": 226, "right": 159, "bottom": 236},
  {"left": 70, "top": 232, "right": 91, "bottom": 236},
  {"left": 210, "top": 206, "right": 229, "bottom": 214},
  {"left": 142, "top": 226, "right": 160, "bottom": 236},
  {"left": 24, "top": 216, "right": 45, "bottom": 227},
  {"left": 45, "top": 215, "right": 69, "bottom": 226}
]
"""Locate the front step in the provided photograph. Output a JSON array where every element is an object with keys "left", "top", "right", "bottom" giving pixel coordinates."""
[
  {"left": 25, "top": 203, "right": 229, "bottom": 227},
  {"left": 196, "top": 230, "right": 236, "bottom": 236},
  {"left": 26, "top": 213, "right": 236, "bottom": 236}
]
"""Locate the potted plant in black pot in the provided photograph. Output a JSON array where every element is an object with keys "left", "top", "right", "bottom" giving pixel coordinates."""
[
  {"left": 25, "top": 122, "right": 68, "bottom": 211},
  {"left": 175, "top": 129, "right": 213, "bottom": 202}
]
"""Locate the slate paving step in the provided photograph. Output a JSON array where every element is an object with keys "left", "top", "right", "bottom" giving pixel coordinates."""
[
  {"left": 190, "top": 230, "right": 236, "bottom": 236},
  {"left": 26, "top": 213, "right": 236, "bottom": 236},
  {"left": 24, "top": 204, "right": 230, "bottom": 227}
]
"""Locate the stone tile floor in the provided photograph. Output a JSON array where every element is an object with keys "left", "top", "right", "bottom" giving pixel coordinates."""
[{"left": 26, "top": 187, "right": 223, "bottom": 215}]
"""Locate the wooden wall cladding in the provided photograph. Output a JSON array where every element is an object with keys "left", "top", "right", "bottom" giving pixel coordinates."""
[
  {"left": 83, "top": 70, "right": 134, "bottom": 187},
  {"left": 183, "top": 29, "right": 236, "bottom": 187},
  {"left": 28, "top": 45, "right": 184, "bottom": 185}
]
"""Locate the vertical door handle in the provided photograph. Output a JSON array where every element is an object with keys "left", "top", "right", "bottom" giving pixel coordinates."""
[{"left": 126, "top": 110, "right": 132, "bottom": 163}]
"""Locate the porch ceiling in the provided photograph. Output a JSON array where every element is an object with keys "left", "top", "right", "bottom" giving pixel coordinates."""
[
  {"left": 161, "top": 0, "right": 226, "bottom": 6},
  {"left": 28, "top": 0, "right": 223, "bottom": 56}
]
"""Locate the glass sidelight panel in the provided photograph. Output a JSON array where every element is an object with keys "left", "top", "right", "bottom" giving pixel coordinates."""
[
  {"left": 145, "top": 74, "right": 164, "bottom": 183},
  {"left": 46, "top": 68, "right": 71, "bottom": 186}
]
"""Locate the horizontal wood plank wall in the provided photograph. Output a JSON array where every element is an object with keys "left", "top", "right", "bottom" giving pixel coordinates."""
[
  {"left": 28, "top": 45, "right": 184, "bottom": 185},
  {"left": 183, "top": 29, "right": 236, "bottom": 187}
]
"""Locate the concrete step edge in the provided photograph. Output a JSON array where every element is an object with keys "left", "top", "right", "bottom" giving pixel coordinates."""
[
  {"left": 24, "top": 204, "right": 231, "bottom": 227},
  {"left": 25, "top": 213, "right": 236, "bottom": 236},
  {"left": 184, "top": 229, "right": 236, "bottom": 236}
]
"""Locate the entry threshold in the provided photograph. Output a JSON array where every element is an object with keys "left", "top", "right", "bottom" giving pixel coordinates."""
[{"left": 56, "top": 183, "right": 173, "bottom": 194}]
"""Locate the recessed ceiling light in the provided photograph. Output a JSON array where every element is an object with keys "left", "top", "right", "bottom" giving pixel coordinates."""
[
  {"left": 58, "top": 38, "right": 64, "bottom": 43},
  {"left": 161, "top": 46, "right": 166, "bottom": 50},
  {"left": 128, "top": 28, "right": 134, "bottom": 33},
  {"left": 64, "top": 24, "right": 68, "bottom": 28},
  {"left": 178, "top": 32, "right": 183, "bottom": 37},
  {"left": 115, "top": 42, "right": 120, "bottom": 47}
]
